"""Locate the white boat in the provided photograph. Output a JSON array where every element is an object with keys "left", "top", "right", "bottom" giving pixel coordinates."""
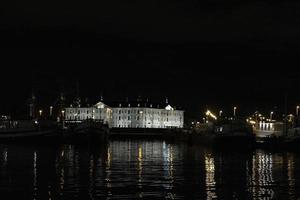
[{"left": 253, "top": 121, "right": 284, "bottom": 144}]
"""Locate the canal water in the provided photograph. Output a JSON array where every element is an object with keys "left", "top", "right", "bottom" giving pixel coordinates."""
[{"left": 0, "top": 139, "right": 299, "bottom": 200}]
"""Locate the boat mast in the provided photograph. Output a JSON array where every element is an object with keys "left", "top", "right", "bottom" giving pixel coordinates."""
[
  {"left": 284, "top": 92, "right": 288, "bottom": 137},
  {"left": 75, "top": 81, "right": 81, "bottom": 108},
  {"left": 28, "top": 90, "right": 36, "bottom": 120}
]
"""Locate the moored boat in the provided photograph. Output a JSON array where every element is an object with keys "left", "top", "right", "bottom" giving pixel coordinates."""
[
  {"left": 253, "top": 121, "right": 285, "bottom": 147},
  {"left": 0, "top": 120, "right": 60, "bottom": 142},
  {"left": 190, "top": 119, "right": 255, "bottom": 148},
  {"left": 62, "top": 119, "right": 109, "bottom": 143}
]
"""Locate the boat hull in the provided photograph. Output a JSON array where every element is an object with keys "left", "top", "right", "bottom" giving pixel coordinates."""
[
  {"left": 0, "top": 129, "right": 61, "bottom": 143},
  {"left": 62, "top": 121, "right": 109, "bottom": 144},
  {"left": 189, "top": 132, "right": 255, "bottom": 148}
]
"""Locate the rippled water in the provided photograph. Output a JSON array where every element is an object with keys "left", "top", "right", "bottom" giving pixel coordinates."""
[{"left": 0, "top": 139, "right": 299, "bottom": 199}]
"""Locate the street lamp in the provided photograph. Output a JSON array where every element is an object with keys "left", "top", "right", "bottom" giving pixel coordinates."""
[
  {"left": 219, "top": 110, "right": 223, "bottom": 117},
  {"left": 205, "top": 110, "right": 209, "bottom": 123},
  {"left": 49, "top": 106, "right": 53, "bottom": 117},
  {"left": 39, "top": 110, "right": 43, "bottom": 118},
  {"left": 270, "top": 111, "right": 274, "bottom": 121},
  {"left": 233, "top": 107, "right": 237, "bottom": 118},
  {"left": 61, "top": 110, "right": 65, "bottom": 127}
]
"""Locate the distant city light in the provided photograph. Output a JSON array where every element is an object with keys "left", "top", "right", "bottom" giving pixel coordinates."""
[
  {"left": 233, "top": 106, "right": 237, "bottom": 118},
  {"left": 249, "top": 120, "right": 256, "bottom": 125},
  {"left": 270, "top": 111, "right": 274, "bottom": 120},
  {"left": 206, "top": 110, "right": 217, "bottom": 120},
  {"left": 50, "top": 106, "right": 53, "bottom": 116}
]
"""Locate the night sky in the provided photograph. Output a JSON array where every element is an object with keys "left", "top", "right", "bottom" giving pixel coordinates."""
[{"left": 1, "top": 0, "right": 300, "bottom": 120}]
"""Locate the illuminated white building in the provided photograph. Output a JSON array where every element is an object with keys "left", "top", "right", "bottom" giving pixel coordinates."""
[
  {"left": 65, "top": 99, "right": 184, "bottom": 129},
  {"left": 112, "top": 102, "right": 184, "bottom": 128},
  {"left": 65, "top": 101, "right": 113, "bottom": 127}
]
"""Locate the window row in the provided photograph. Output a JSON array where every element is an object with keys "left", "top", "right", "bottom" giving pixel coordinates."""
[{"left": 67, "top": 109, "right": 106, "bottom": 114}]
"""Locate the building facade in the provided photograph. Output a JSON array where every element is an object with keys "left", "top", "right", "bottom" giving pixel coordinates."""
[
  {"left": 65, "top": 101, "right": 113, "bottom": 127},
  {"left": 112, "top": 103, "right": 184, "bottom": 128},
  {"left": 65, "top": 100, "right": 184, "bottom": 129}
]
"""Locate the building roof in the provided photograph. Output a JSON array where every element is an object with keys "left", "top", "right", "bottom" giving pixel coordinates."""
[
  {"left": 109, "top": 101, "right": 183, "bottom": 111},
  {"left": 94, "top": 101, "right": 110, "bottom": 108},
  {"left": 66, "top": 97, "right": 184, "bottom": 111}
]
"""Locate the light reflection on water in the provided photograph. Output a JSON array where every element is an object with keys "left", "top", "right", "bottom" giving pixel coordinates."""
[
  {"left": 205, "top": 152, "right": 217, "bottom": 200},
  {"left": 0, "top": 140, "right": 299, "bottom": 199},
  {"left": 250, "top": 151, "right": 275, "bottom": 199}
]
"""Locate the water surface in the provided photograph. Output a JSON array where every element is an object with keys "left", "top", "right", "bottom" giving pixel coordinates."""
[{"left": 0, "top": 139, "right": 299, "bottom": 199}]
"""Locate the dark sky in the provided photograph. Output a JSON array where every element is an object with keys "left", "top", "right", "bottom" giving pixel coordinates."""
[{"left": 1, "top": 0, "right": 300, "bottom": 119}]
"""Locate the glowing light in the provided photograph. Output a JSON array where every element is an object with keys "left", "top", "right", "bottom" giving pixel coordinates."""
[
  {"left": 138, "top": 145, "right": 142, "bottom": 162},
  {"left": 249, "top": 120, "right": 256, "bottom": 125},
  {"left": 219, "top": 110, "right": 223, "bottom": 117},
  {"left": 270, "top": 111, "right": 274, "bottom": 120},
  {"left": 233, "top": 106, "right": 237, "bottom": 117},
  {"left": 206, "top": 110, "right": 217, "bottom": 120},
  {"left": 165, "top": 105, "right": 174, "bottom": 111},
  {"left": 50, "top": 106, "right": 53, "bottom": 116},
  {"left": 138, "top": 145, "right": 143, "bottom": 188}
]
